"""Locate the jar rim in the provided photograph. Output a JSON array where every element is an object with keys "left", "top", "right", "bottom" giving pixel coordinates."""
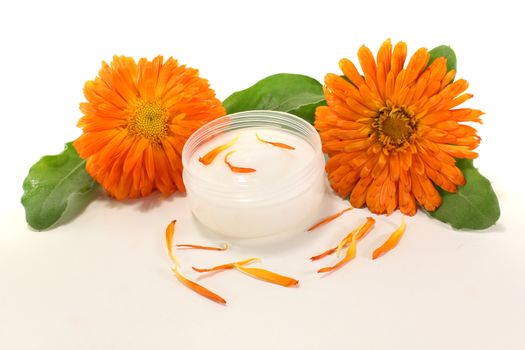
[{"left": 182, "top": 110, "right": 324, "bottom": 200}]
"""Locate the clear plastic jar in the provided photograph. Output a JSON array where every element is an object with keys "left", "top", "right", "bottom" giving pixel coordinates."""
[{"left": 182, "top": 110, "right": 325, "bottom": 238}]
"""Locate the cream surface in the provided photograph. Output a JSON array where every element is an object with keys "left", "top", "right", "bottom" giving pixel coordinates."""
[
  {"left": 184, "top": 127, "right": 325, "bottom": 238},
  {"left": 187, "top": 127, "right": 315, "bottom": 191}
]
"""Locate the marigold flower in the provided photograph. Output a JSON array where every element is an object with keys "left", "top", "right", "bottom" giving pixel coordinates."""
[
  {"left": 74, "top": 56, "right": 225, "bottom": 200},
  {"left": 315, "top": 39, "right": 482, "bottom": 215}
]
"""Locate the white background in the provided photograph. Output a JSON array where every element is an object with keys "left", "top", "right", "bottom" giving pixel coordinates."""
[{"left": 1, "top": 1, "right": 524, "bottom": 349}]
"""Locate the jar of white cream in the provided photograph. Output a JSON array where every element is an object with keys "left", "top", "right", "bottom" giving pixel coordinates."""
[{"left": 182, "top": 111, "right": 325, "bottom": 238}]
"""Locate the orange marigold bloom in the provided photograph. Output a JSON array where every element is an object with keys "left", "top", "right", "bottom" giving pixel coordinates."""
[
  {"left": 315, "top": 40, "right": 482, "bottom": 215},
  {"left": 74, "top": 56, "right": 225, "bottom": 200}
]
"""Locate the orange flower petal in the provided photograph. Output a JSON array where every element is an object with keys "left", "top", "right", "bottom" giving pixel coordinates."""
[
  {"left": 318, "top": 232, "right": 357, "bottom": 273},
  {"left": 307, "top": 207, "right": 353, "bottom": 232},
  {"left": 372, "top": 217, "right": 407, "bottom": 259},
  {"left": 315, "top": 40, "right": 482, "bottom": 216},
  {"left": 74, "top": 56, "right": 226, "bottom": 200},
  {"left": 390, "top": 41, "right": 408, "bottom": 79},
  {"left": 310, "top": 247, "right": 337, "bottom": 261},
  {"left": 353, "top": 216, "right": 376, "bottom": 240},
  {"left": 199, "top": 134, "right": 239, "bottom": 165},
  {"left": 357, "top": 45, "right": 379, "bottom": 94},
  {"left": 176, "top": 243, "right": 228, "bottom": 251},
  {"left": 234, "top": 265, "right": 299, "bottom": 287},
  {"left": 223, "top": 150, "right": 256, "bottom": 173},
  {"left": 172, "top": 266, "right": 226, "bottom": 304},
  {"left": 376, "top": 38, "right": 392, "bottom": 98},
  {"left": 192, "top": 258, "right": 259, "bottom": 273},
  {"left": 310, "top": 217, "right": 375, "bottom": 261},
  {"left": 339, "top": 58, "right": 366, "bottom": 87},
  {"left": 165, "top": 219, "right": 177, "bottom": 263},
  {"left": 336, "top": 216, "right": 375, "bottom": 254},
  {"left": 256, "top": 133, "right": 295, "bottom": 150}
]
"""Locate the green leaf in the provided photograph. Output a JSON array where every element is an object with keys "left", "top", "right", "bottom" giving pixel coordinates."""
[
  {"left": 427, "top": 159, "right": 500, "bottom": 230},
  {"left": 21, "top": 142, "right": 99, "bottom": 230},
  {"left": 428, "top": 45, "right": 457, "bottom": 74},
  {"left": 222, "top": 73, "right": 326, "bottom": 124},
  {"left": 426, "top": 46, "right": 499, "bottom": 230}
]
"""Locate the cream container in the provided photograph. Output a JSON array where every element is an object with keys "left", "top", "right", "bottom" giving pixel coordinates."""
[{"left": 182, "top": 111, "right": 325, "bottom": 238}]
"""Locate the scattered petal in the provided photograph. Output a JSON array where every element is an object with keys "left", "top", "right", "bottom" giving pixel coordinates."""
[
  {"left": 310, "top": 217, "right": 374, "bottom": 261},
  {"left": 172, "top": 266, "right": 226, "bottom": 304},
  {"left": 307, "top": 207, "right": 353, "bottom": 232},
  {"left": 224, "top": 151, "right": 256, "bottom": 173},
  {"left": 192, "top": 258, "right": 259, "bottom": 273},
  {"left": 176, "top": 243, "right": 229, "bottom": 251},
  {"left": 165, "top": 219, "right": 177, "bottom": 263},
  {"left": 355, "top": 217, "right": 376, "bottom": 240},
  {"left": 234, "top": 265, "right": 299, "bottom": 287},
  {"left": 256, "top": 133, "right": 295, "bottom": 150},
  {"left": 199, "top": 134, "right": 239, "bottom": 165},
  {"left": 318, "top": 233, "right": 357, "bottom": 273},
  {"left": 336, "top": 216, "right": 375, "bottom": 254},
  {"left": 372, "top": 216, "right": 407, "bottom": 259},
  {"left": 310, "top": 247, "right": 337, "bottom": 261}
]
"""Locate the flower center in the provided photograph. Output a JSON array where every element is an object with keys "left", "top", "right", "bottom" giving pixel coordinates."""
[
  {"left": 127, "top": 100, "right": 168, "bottom": 143},
  {"left": 373, "top": 105, "right": 416, "bottom": 150}
]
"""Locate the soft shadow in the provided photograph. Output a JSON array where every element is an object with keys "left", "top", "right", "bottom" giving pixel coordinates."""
[
  {"left": 426, "top": 214, "right": 506, "bottom": 234},
  {"left": 43, "top": 185, "right": 104, "bottom": 231},
  {"left": 189, "top": 192, "right": 343, "bottom": 255},
  {"left": 459, "top": 221, "right": 506, "bottom": 234},
  {"left": 190, "top": 212, "right": 312, "bottom": 254},
  {"left": 99, "top": 191, "right": 186, "bottom": 212}
]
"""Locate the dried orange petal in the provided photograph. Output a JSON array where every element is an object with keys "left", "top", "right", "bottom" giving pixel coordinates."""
[
  {"left": 172, "top": 266, "right": 226, "bottom": 304},
  {"left": 165, "top": 219, "right": 226, "bottom": 305},
  {"left": 192, "top": 258, "right": 259, "bottom": 273},
  {"left": 310, "top": 217, "right": 374, "bottom": 261},
  {"left": 310, "top": 247, "right": 337, "bottom": 261},
  {"left": 199, "top": 134, "right": 239, "bottom": 165},
  {"left": 318, "top": 233, "right": 356, "bottom": 273},
  {"left": 372, "top": 217, "right": 406, "bottom": 259},
  {"left": 307, "top": 207, "right": 353, "bottom": 232},
  {"left": 165, "top": 219, "right": 177, "bottom": 263},
  {"left": 224, "top": 151, "right": 256, "bottom": 173},
  {"left": 234, "top": 265, "right": 299, "bottom": 287},
  {"left": 176, "top": 243, "right": 228, "bottom": 251},
  {"left": 256, "top": 133, "right": 295, "bottom": 150},
  {"left": 336, "top": 217, "right": 375, "bottom": 254},
  {"left": 355, "top": 217, "right": 376, "bottom": 240}
]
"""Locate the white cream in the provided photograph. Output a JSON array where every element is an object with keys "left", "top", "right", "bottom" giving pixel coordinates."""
[{"left": 182, "top": 111, "right": 325, "bottom": 238}]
